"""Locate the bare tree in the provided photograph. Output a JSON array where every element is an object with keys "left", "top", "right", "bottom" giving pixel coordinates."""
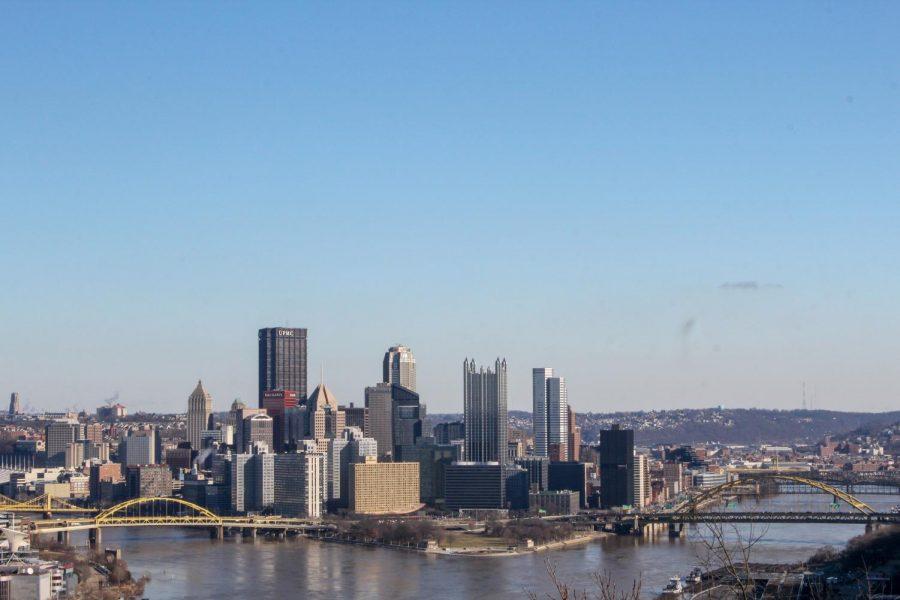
[
  {"left": 526, "top": 559, "right": 641, "bottom": 600},
  {"left": 694, "top": 522, "right": 768, "bottom": 600}
]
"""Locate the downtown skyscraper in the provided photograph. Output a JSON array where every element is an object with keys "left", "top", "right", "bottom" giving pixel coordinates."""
[
  {"left": 383, "top": 344, "right": 416, "bottom": 391},
  {"left": 258, "top": 327, "right": 308, "bottom": 407},
  {"left": 187, "top": 380, "right": 213, "bottom": 451},
  {"left": 463, "top": 358, "right": 508, "bottom": 463},
  {"left": 532, "top": 368, "right": 568, "bottom": 459}
]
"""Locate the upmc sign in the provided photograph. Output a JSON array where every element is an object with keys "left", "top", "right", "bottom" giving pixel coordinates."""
[{"left": 277, "top": 329, "right": 294, "bottom": 337}]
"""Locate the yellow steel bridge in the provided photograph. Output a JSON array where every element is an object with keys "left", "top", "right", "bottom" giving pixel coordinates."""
[{"left": 674, "top": 472, "right": 876, "bottom": 515}]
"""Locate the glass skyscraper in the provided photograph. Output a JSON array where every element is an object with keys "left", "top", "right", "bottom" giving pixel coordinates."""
[{"left": 463, "top": 358, "right": 508, "bottom": 464}]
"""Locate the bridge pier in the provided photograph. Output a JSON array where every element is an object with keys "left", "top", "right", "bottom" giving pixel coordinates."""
[
  {"left": 243, "top": 527, "right": 256, "bottom": 540},
  {"left": 88, "top": 527, "right": 102, "bottom": 550},
  {"left": 56, "top": 531, "right": 71, "bottom": 546},
  {"left": 668, "top": 522, "right": 684, "bottom": 538},
  {"left": 210, "top": 526, "right": 224, "bottom": 540}
]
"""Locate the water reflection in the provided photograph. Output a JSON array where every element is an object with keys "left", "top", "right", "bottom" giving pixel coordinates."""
[{"left": 78, "top": 494, "right": 894, "bottom": 599}]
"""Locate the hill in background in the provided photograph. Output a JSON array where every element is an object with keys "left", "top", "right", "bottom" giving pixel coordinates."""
[{"left": 427, "top": 408, "right": 900, "bottom": 446}]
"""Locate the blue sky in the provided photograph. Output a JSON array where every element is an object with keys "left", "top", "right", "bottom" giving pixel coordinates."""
[{"left": 2, "top": 3, "right": 899, "bottom": 414}]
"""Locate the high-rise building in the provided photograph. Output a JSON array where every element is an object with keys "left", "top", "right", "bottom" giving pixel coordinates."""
[
  {"left": 258, "top": 327, "right": 308, "bottom": 407},
  {"left": 547, "top": 377, "right": 568, "bottom": 460},
  {"left": 349, "top": 459, "right": 421, "bottom": 515},
  {"left": 327, "top": 427, "right": 378, "bottom": 507},
  {"left": 232, "top": 405, "right": 265, "bottom": 453},
  {"left": 126, "top": 464, "right": 172, "bottom": 498},
  {"left": 89, "top": 463, "right": 123, "bottom": 502},
  {"left": 532, "top": 369, "right": 568, "bottom": 459},
  {"left": 600, "top": 425, "right": 634, "bottom": 508},
  {"left": 84, "top": 423, "right": 103, "bottom": 444},
  {"left": 306, "top": 383, "right": 345, "bottom": 441},
  {"left": 45, "top": 420, "right": 82, "bottom": 467},
  {"left": 663, "top": 461, "right": 683, "bottom": 497},
  {"left": 433, "top": 421, "right": 465, "bottom": 445},
  {"left": 444, "top": 462, "right": 506, "bottom": 510},
  {"left": 392, "top": 386, "right": 424, "bottom": 458},
  {"left": 187, "top": 380, "right": 213, "bottom": 451},
  {"left": 120, "top": 427, "right": 157, "bottom": 466},
  {"left": 341, "top": 402, "right": 368, "bottom": 435},
  {"left": 8, "top": 393, "right": 20, "bottom": 416},
  {"left": 383, "top": 345, "right": 416, "bottom": 391},
  {"left": 531, "top": 368, "right": 553, "bottom": 457},
  {"left": 64, "top": 442, "right": 84, "bottom": 470},
  {"left": 262, "top": 389, "right": 299, "bottom": 452},
  {"left": 365, "top": 383, "right": 424, "bottom": 461},
  {"left": 365, "top": 382, "right": 394, "bottom": 461},
  {"left": 632, "top": 453, "right": 650, "bottom": 508},
  {"left": 404, "top": 439, "right": 460, "bottom": 505},
  {"left": 566, "top": 406, "right": 581, "bottom": 462},
  {"left": 515, "top": 456, "right": 550, "bottom": 492},
  {"left": 463, "top": 358, "right": 508, "bottom": 464},
  {"left": 241, "top": 413, "right": 274, "bottom": 453},
  {"left": 548, "top": 461, "right": 590, "bottom": 509},
  {"left": 273, "top": 450, "right": 326, "bottom": 518},
  {"left": 230, "top": 449, "right": 274, "bottom": 513}
]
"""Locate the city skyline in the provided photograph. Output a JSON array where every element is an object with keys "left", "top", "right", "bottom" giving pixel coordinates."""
[
  {"left": 1, "top": 4, "right": 898, "bottom": 597},
  {"left": 4, "top": 4, "right": 900, "bottom": 414}
]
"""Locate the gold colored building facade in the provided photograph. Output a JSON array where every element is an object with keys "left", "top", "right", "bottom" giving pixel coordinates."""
[{"left": 349, "top": 460, "right": 421, "bottom": 515}]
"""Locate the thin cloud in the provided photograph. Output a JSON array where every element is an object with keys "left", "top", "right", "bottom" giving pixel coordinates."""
[{"left": 719, "top": 281, "right": 783, "bottom": 291}]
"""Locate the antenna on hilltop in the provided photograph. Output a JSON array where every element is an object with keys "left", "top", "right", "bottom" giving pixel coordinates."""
[{"left": 801, "top": 381, "right": 807, "bottom": 411}]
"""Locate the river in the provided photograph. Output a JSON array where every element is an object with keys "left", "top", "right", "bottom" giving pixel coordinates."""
[{"left": 70, "top": 493, "right": 896, "bottom": 599}]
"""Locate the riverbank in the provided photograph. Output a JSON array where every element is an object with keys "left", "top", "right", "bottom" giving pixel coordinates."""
[
  {"left": 304, "top": 528, "right": 606, "bottom": 557},
  {"left": 32, "top": 539, "right": 149, "bottom": 599}
]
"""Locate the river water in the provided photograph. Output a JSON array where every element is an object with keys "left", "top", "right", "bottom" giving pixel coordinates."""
[{"left": 71, "top": 494, "right": 896, "bottom": 599}]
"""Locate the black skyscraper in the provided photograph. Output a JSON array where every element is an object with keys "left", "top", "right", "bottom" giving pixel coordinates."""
[
  {"left": 258, "top": 327, "right": 308, "bottom": 407},
  {"left": 599, "top": 424, "right": 634, "bottom": 509}
]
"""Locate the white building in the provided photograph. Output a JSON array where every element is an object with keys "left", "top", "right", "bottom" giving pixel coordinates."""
[
  {"left": 632, "top": 453, "right": 650, "bottom": 508},
  {"left": 532, "top": 368, "right": 568, "bottom": 459},
  {"left": 383, "top": 345, "right": 417, "bottom": 391},
  {"left": 273, "top": 450, "right": 326, "bottom": 518}
]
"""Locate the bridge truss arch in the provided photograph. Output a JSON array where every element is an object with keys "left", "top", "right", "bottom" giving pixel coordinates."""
[
  {"left": 95, "top": 496, "right": 223, "bottom": 525},
  {"left": 676, "top": 473, "right": 875, "bottom": 516}
]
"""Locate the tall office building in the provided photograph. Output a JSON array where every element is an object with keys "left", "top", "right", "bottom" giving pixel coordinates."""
[
  {"left": 241, "top": 413, "right": 274, "bottom": 453},
  {"left": 392, "top": 386, "right": 424, "bottom": 458},
  {"left": 433, "top": 421, "right": 465, "bottom": 445},
  {"left": 365, "top": 383, "right": 394, "bottom": 461},
  {"left": 531, "top": 369, "right": 568, "bottom": 459},
  {"left": 45, "top": 420, "right": 83, "bottom": 467},
  {"left": 258, "top": 327, "right": 308, "bottom": 407},
  {"left": 8, "top": 393, "right": 20, "bottom": 416},
  {"left": 600, "top": 425, "right": 634, "bottom": 508},
  {"left": 230, "top": 450, "right": 274, "bottom": 513},
  {"left": 365, "top": 382, "right": 422, "bottom": 461},
  {"left": 232, "top": 406, "right": 266, "bottom": 453},
  {"left": 383, "top": 345, "right": 416, "bottom": 391},
  {"left": 327, "top": 427, "right": 378, "bottom": 507},
  {"left": 262, "top": 389, "right": 299, "bottom": 452},
  {"left": 547, "top": 376, "right": 568, "bottom": 460},
  {"left": 120, "top": 427, "right": 157, "bottom": 466},
  {"left": 273, "top": 450, "right": 326, "bottom": 518},
  {"left": 307, "top": 384, "right": 344, "bottom": 438},
  {"left": 566, "top": 406, "right": 581, "bottom": 462},
  {"left": 187, "top": 380, "right": 213, "bottom": 451},
  {"left": 463, "top": 358, "right": 508, "bottom": 464},
  {"left": 632, "top": 453, "right": 650, "bottom": 508},
  {"left": 341, "top": 402, "right": 368, "bottom": 435},
  {"left": 532, "top": 368, "right": 553, "bottom": 457}
]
